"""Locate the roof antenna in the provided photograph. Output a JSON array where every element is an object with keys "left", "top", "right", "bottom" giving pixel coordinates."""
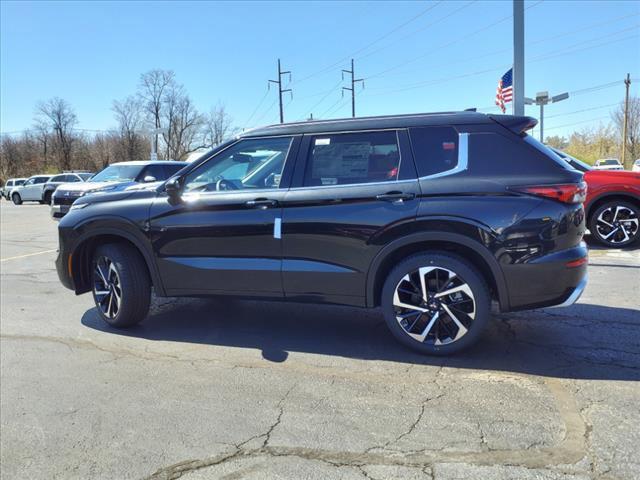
[{"left": 464, "top": 108, "right": 477, "bottom": 112}]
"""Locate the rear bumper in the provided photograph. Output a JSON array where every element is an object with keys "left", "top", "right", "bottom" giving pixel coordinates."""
[
  {"left": 503, "top": 242, "right": 588, "bottom": 311},
  {"left": 551, "top": 274, "right": 588, "bottom": 308}
]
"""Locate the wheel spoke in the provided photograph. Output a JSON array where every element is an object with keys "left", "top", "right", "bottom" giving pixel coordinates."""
[
  {"left": 441, "top": 304, "right": 468, "bottom": 340},
  {"left": 602, "top": 226, "right": 620, "bottom": 240},
  {"left": 96, "top": 263, "right": 108, "bottom": 286},
  {"left": 409, "top": 311, "right": 439, "bottom": 343},
  {"left": 418, "top": 267, "right": 435, "bottom": 301},
  {"left": 434, "top": 282, "right": 473, "bottom": 299}
]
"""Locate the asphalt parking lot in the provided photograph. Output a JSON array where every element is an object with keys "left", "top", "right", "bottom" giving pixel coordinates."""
[{"left": 1, "top": 201, "right": 639, "bottom": 480}]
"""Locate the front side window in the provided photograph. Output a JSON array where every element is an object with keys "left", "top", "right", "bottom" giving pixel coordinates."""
[
  {"left": 34, "top": 177, "right": 49, "bottom": 184},
  {"left": 141, "top": 164, "right": 166, "bottom": 181},
  {"left": 24, "top": 178, "right": 35, "bottom": 186},
  {"left": 409, "top": 126, "right": 459, "bottom": 177},
  {"left": 183, "top": 137, "right": 293, "bottom": 193},
  {"left": 304, "top": 131, "right": 400, "bottom": 187}
]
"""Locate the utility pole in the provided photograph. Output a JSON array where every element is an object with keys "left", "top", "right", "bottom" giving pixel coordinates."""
[
  {"left": 622, "top": 73, "right": 631, "bottom": 169},
  {"left": 513, "top": 0, "right": 525, "bottom": 115},
  {"left": 269, "top": 59, "right": 292, "bottom": 124},
  {"left": 342, "top": 59, "right": 364, "bottom": 118},
  {"left": 524, "top": 91, "right": 569, "bottom": 142}
]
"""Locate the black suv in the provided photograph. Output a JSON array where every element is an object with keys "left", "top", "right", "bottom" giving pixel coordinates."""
[{"left": 56, "top": 112, "right": 588, "bottom": 355}]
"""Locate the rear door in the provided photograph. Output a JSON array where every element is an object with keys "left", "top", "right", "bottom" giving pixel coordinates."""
[{"left": 281, "top": 129, "right": 420, "bottom": 304}]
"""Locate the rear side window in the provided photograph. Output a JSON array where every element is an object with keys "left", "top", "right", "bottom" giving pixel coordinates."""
[
  {"left": 304, "top": 131, "right": 400, "bottom": 186},
  {"left": 409, "top": 126, "right": 459, "bottom": 177},
  {"left": 141, "top": 164, "right": 166, "bottom": 181},
  {"left": 163, "top": 163, "right": 186, "bottom": 178},
  {"left": 50, "top": 175, "right": 66, "bottom": 183},
  {"left": 33, "top": 177, "right": 49, "bottom": 184}
]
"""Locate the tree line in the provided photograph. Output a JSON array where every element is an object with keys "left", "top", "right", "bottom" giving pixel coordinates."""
[
  {"left": 544, "top": 97, "right": 639, "bottom": 168},
  {"left": 0, "top": 69, "right": 235, "bottom": 181}
]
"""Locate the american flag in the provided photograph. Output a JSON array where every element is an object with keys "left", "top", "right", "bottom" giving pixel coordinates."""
[{"left": 495, "top": 68, "right": 513, "bottom": 113}]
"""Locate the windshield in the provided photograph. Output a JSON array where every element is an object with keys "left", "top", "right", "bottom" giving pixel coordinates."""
[
  {"left": 549, "top": 147, "right": 592, "bottom": 172},
  {"left": 599, "top": 159, "right": 620, "bottom": 165},
  {"left": 90, "top": 165, "right": 142, "bottom": 182}
]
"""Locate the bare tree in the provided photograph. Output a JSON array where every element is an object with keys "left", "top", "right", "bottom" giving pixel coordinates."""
[
  {"left": 112, "top": 96, "right": 147, "bottom": 161},
  {"left": 35, "top": 97, "right": 78, "bottom": 170},
  {"left": 203, "top": 102, "right": 235, "bottom": 147},
  {"left": 0, "top": 135, "right": 22, "bottom": 180},
  {"left": 138, "top": 69, "right": 175, "bottom": 157},
  {"left": 612, "top": 96, "right": 640, "bottom": 169},
  {"left": 162, "top": 84, "right": 203, "bottom": 160}
]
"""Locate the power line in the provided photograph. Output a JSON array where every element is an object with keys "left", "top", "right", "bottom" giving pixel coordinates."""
[
  {"left": 292, "top": 1, "right": 442, "bottom": 85},
  {"left": 544, "top": 115, "right": 612, "bottom": 132},
  {"left": 251, "top": 98, "right": 278, "bottom": 127},
  {"left": 243, "top": 89, "right": 270, "bottom": 127},
  {"left": 545, "top": 103, "right": 619, "bottom": 119},
  {"left": 365, "top": 0, "right": 543, "bottom": 80}
]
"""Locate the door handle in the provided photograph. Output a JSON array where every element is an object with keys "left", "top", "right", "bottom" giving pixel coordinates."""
[
  {"left": 246, "top": 198, "right": 278, "bottom": 209},
  {"left": 376, "top": 191, "right": 416, "bottom": 202}
]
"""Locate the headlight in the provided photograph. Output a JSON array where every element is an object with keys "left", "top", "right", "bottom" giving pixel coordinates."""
[{"left": 69, "top": 203, "right": 89, "bottom": 211}]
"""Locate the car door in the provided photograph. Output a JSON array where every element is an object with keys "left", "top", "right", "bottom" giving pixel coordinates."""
[
  {"left": 281, "top": 129, "right": 420, "bottom": 305},
  {"left": 149, "top": 135, "right": 300, "bottom": 296},
  {"left": 21, "top": 178, "right": 38, "bottom": 200}
]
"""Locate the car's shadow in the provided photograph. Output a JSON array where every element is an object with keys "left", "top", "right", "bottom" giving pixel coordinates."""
[{"left": 82, "top": 297, "right": 640, "bottom": 382}]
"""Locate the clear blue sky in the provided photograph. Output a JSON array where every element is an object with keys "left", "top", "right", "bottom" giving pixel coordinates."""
[{"left": 1, "top": 0, "right": 638, "bottom": 139}]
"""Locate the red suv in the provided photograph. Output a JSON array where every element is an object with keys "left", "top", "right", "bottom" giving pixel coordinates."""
[{"left": 551, "top": 147, "right": 640, "bottom": 248}]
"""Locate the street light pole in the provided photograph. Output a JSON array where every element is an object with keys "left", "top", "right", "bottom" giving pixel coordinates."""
[
  {"left": 513, "top": 0, "right": 525, "bottom": 116},
  {"left": 525, "top": 91, "right": 569, "bottom": 142}
]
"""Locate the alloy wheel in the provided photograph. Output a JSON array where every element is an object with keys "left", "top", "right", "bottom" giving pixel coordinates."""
[
  {"left": 595, "top": 205, "right": 639, "bottom": 245},
  {"left": 93, "top": 256, "right": 122, "bottom": 319},
  {"left": 393, "top": 266, "right": 476, "bottom": 345}
]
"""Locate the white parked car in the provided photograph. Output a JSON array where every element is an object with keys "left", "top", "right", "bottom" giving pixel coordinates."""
[
  {"left": 593, "top": 158, "right": 624, "bottom": 170},
  {"left": 1, "top": 178, "right": 26, "bottom": 200},
  {"left": 9, "top": 175, "right": 52, "bottom": 204},
  {"left": 632, "top": 159, "right": 640, "bottom": 172}
]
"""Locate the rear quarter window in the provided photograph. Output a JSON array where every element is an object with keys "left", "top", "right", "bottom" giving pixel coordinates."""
[{"left": 469, "top": 132, "right": 569, "bottom": 176}]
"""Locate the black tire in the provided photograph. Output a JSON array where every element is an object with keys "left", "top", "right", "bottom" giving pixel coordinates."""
[
  {"left": 91, "top": 243, "right": 151, "bottom": 328},
  {"left": 12, "top": 193, "right": 22, "bottom": 205},
  {"left": 44, "top": 190, "right": 53, "bottom": 205},
  {"left": 381, "top": 252, "right": 491, "bottom": 356},
  {"left": 588, "top": 200, "right": 640, "bottom": 248}
]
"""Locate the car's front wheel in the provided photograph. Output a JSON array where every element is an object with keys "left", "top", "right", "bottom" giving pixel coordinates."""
[
  {"left": 92, "top": 243, "right": 151, "bottom": 328},
  {"left": 381, "top": 253, "right": 491, "bottom": 356},
  {"left": 589, "top": 200, "right": 640, "bottom": 248},
  {"left": 12, "top": 193, "right": 22, "bottom": 205}
]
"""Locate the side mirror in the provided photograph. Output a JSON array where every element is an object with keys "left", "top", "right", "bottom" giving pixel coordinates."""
[
  {"left": 165, "top": 177, "right": 181, "bottom": 201},
  {"left": 143, "top": 175, "right": 157, "bottom": 183}
]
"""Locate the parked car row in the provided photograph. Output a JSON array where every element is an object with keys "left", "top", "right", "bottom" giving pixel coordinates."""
[{"left": 2, "top": 161, "right": 187, "bottom": 218}]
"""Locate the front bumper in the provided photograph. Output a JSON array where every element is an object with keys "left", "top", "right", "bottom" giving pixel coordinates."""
[{"left": 51, "top": 204, "right": 70, "bottom": 218}]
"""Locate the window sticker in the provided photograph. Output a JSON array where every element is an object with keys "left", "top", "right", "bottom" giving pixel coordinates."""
[
  {"left": 315, "top": 138, "right": 331, "bottom": 146},
  {"left": 320, "top": 177, "right": 338, "bottom": 185},
  {"left": 312, "top": 142, "right": 371, "bottom": 179}
]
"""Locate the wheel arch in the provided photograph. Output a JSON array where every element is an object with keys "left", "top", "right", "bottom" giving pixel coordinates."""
[
  {"left": 70, "top": 228, "right": 165, "bottom": 296},
  {"left": 366, "top": 232, "right": 509, "bottom": 311},
  {"left": 586, "top": 191, "right": 640, "bottom": 219}
]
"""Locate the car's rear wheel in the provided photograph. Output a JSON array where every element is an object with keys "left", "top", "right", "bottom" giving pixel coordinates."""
[
  {"left": 92, "top": 243, "right": 151, "bottom": 328},
  {"left": 381, "top": 253, "right": 491, "bottom": 356},
  {"left": 43, "top": 191, "right": 52, "bottom": 205},
  {"left": 12, "top": 193, "right": 22, "bottom": 205},
  {"left": 589, "top": 200, "right": 640, "bottom": 248}
]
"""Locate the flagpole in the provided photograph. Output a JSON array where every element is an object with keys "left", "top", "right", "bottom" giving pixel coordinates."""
[{"left": 513, "top": 0, "right": 525, "bottom": 116}]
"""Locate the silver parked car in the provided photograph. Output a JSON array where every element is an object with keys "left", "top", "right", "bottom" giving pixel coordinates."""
[
  {"left": 1, "top": 178, "right": 26, "bottom": 200},
  {"left": 10, "top": 175, "right": 52, "bottom": 204},
  {"left": 42, "top": 172, "right": 94, "bottom": 204}
]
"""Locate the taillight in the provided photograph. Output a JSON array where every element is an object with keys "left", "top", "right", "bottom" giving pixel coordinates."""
[{"left": 514, "top": 181, "right": 587, "bottom": 204}]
